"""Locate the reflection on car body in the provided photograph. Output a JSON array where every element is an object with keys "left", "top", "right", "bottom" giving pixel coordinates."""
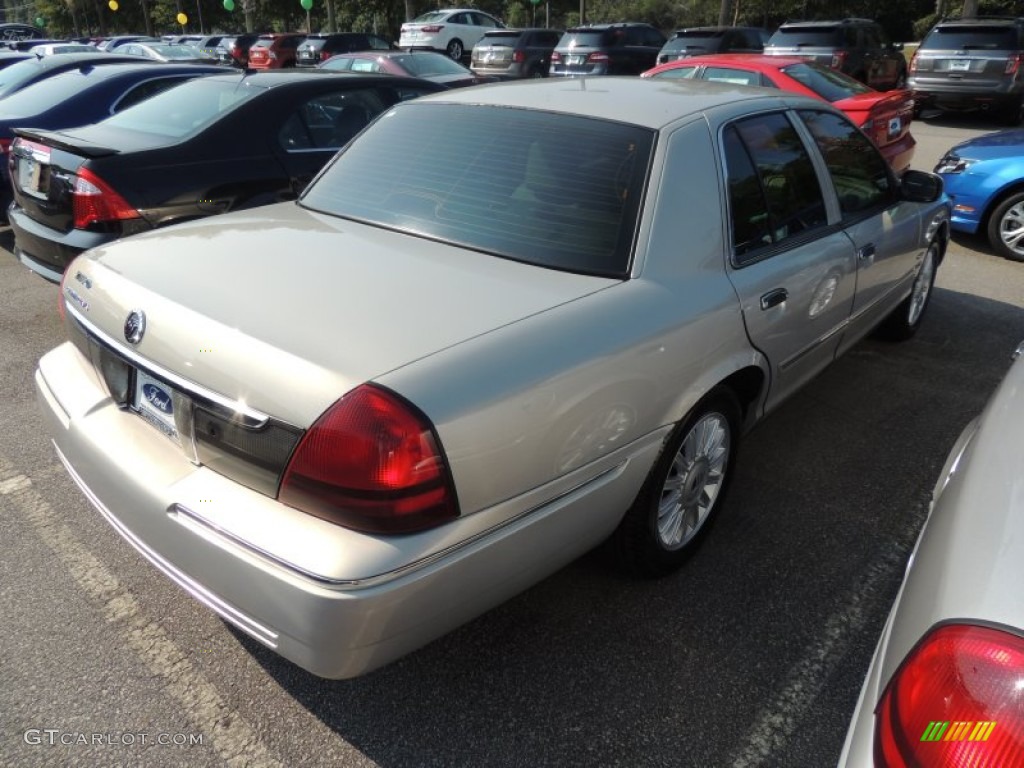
[{"left": 36, "top": 78, "right": 950, "bottom": 679}]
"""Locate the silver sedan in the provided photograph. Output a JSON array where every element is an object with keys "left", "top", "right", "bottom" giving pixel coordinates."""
[
  {"left": 838, "top": 341, "right": 1024, "bottom": 767},
  {"left": 37, "top": 78, "right": 950, "bottom": 678}
]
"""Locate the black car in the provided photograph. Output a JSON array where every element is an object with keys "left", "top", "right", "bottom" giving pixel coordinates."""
[
  {"left": 0, "top": 62, "right": 224, "bottom": 221},
  {"left": 295, "top": 33, "right": 395, "bottom": 67},
  {"left": 549, "top": 23, "right": 666, "bottom": 77},
  {"left": 470, "top": 28, "right": 562, "bottom": 79},
  {"left": 0, "top": 52, "right": 149, "bottom": 100},
  {"left": 656, "top": 26, "right": 768, "bottom": 65},
  {"left": 8, "top": 71, "right": 446, "bottom": 282},
  {"left": 909, "top": 16, "right": 1024, "bottom": 124},
  {"left": 764, "top": 18, "right": 907, "bottom": 91}
]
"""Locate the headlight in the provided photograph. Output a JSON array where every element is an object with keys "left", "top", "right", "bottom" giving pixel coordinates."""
[{"left": 934, "top": 154, "right": 977, "bottom": 174}]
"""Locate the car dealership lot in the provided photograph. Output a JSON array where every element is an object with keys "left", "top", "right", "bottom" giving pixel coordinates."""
[{"left": 1, "top": 115, "right": 1022, "bottom": 767}]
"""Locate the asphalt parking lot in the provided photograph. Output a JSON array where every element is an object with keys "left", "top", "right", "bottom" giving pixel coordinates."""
[{"left": 1, "top": 112, "right": 1022, "bottom": 768}]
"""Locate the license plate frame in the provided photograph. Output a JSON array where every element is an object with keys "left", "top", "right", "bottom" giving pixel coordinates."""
[
  {"left": 132, "top": 368, "right": 181, "bottom": 443},
  {"left": 949, "top": 58, "right": 971, "bottom": 71},
  {"left": 17, "top": 155, "right": 47, "bottom": 199}
]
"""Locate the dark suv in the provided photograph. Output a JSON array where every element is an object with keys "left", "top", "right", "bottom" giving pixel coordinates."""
[
  {"left": 909, "top": 17, "right": 1024, "bottom": 125},
  {"left": 295, "top": 33, "right": 395, "bottom": 67},
  {"left": 764, "top": 18, "right": 907, "bottom": 91},
  {"left": 549, "top": 23, "right": 666, "bottom": 77},
  {"left": 657, "top": 26, "right": 768, "bottom": 65},
  {"left": 470, "top": 28, "right": 562, "bottom": 79}
]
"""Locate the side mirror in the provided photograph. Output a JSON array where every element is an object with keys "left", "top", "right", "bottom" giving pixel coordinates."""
[{"left": 901, "top": 169, "right": 944, "bottom": 203}]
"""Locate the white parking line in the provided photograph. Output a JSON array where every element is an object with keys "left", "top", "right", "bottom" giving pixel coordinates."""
[
  {"left": 0, "top": 457, "right": 283, "bottom": 768},
  {"left": 728, "top": 521, "right": 923, "bottom": 768}
]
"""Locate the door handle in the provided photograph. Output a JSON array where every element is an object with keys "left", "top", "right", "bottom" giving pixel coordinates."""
[
  {"left": 760, "top": 288, "right": 788, "bottom": 311},
  {"left": 858, "top": 243, "right": 876, "bottom": 264}
]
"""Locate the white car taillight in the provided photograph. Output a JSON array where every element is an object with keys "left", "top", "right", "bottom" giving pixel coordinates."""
[{"left": 874, "top": 623, "right": 1024, "bottom": 767}]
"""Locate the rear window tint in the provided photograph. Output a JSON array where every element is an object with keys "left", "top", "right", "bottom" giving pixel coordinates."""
[
  {"left": 920, "top": 26, "right": 1019, "bottom": 50},
  {"left": 780, "top": 62, "right": 871, "bottom": 101},
  {"left": 301, "top": 102, "right": 654, "bottom": 277},
  {"left": 99, "top": 77, "right": 260, "bottom": 138},
  {"left": 559, "top": 30, "right": 614, "bottom": 48},
  {"left": 768, "top": 27, "right": 840, "bottom": 47}
]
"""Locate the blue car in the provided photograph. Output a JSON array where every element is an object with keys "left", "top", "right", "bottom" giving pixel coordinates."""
[
  {"left": 935, "top": 129, "right": 1024, "bottom": 261},
  {"left": 0, "top": 61, "right": 224, "bottom": 221}
]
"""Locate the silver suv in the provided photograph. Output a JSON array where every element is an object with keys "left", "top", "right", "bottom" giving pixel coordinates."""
[{"left": 909, "top": 16, "right": 1024, "bottom": 125}]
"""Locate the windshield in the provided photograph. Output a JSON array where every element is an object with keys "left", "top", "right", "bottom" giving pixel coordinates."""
[
  {"left": 99, "top": 76, "right": 260, "bottom": 138},
  {"left": 393, "top": 53, "right": 469, "bottom": 76},
  {"left": 921, "top": 26, "right": 1019, "bottom": 50},
  {"left": 768, "top": 27, "right": 840, "bottom": 47},
  {"left": 781, "top": 62, "right": 871, "bottom": 101},
  {"left": 301, "top": 102, "right": 654, "bottom": 277}
]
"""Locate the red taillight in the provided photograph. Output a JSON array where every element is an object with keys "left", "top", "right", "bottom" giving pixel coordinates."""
[
  {"left": 831, "top": 51, "right": 847, "bottom": 69},
  {"left": 72, "top": 167, "right": 140, "bottom": 229},
  {"left": 550, "top": 51, "right": 561, "bottom": 62},
  {"left": 909, "top": 51, "right": 920, "bottom": 73},
  {"left": 588, "top": 52, "right": 609, "bottom": 63},
  {"left": 279, "top": 384, "right": 458, "bottom": 534},
  {"left": 0, "top": 137, "right": 11, "bottom": 155},
  {"left": 875, "top": 623, "right": 1024, "bottom": 768},
  {"left": 321, "top": 51, "right": 332, "bottom": 60},
  {"left": 420, "top": 24, "right": 444, "bottom": 33},
  {"left": 512, "top": 50, "right": 525, "bottom": 63},
  {"left": 1005, "top": 54, "right": 1023, "bottom": 75}
]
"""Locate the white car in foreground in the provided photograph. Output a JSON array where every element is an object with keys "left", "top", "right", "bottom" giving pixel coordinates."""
[{"left": 839, "top": 341, "right": 1024, "bottom": 767}]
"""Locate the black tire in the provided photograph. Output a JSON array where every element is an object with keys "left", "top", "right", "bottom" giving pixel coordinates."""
[
  {"left": 1001, "top": 96, "right": 1023, "bottom": 127},
  {"left": 986, "top": 191, "right": 1024, "bottom": 261},
  {"left": 894, "top": 69, "right": 907, "bottom": 90},
  {"left": 611, "top": 389, "right": 740, "bottom": 578},
  {"left": 446, "top": 39, "right": 463, "bottom": 61},
  {"left": 876, "top": 238, "right": 940, "bottom": 341}
]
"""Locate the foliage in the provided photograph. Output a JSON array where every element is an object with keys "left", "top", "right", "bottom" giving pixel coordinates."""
[{"left": 21, "top": 0, "right": 1020, "bottom": 42}]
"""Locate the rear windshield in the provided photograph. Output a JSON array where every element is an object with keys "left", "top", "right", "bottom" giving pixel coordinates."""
[
  {"left": 920, "top": 25, "right": 1020, "bottom": 50},
  {"left": 98, "top": 76, "right": 261, "bottom": 138},
  {"left": 480, "top": 31, "right": 524, "bottom": 44},
  {"left": 0, "top": 68, "right": 114, "bottom": 113},
  {"left": 662, "top": 34, "right": 726, "bottom": 53},
  {"left": 0, "top": 58, "right": 52, "bottom": 98},
  {"left": 391, "top": 53, "right": 469, "bottom": 76},
  {"left": 559, "top": 30, "right": 614, "bottom": 48},
  {"left": 780, "top": 61, "right": 871, "bottom": 101},
  {"left": 768, "top": 27, "right": 839, "bottom": 47},
  {"left": 301, "top": 102, "right": 654, "bottom": 277}
]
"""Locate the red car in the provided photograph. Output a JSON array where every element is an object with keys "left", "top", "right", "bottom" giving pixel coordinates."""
[
  {"left": 246, "top": 33, "right": 306, "bottom": 69},
  {"left": 643, "top": 54, "right": 915, "bottom": 173}
]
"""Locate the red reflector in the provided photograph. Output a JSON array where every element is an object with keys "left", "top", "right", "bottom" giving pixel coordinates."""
[
  {"left": 279, "top": 384, "right": 458, "bottom": 534},
  {"left": 875, "top": 624, "right": 1024, "bottom": 767},
  {"left": 72, "top": 167, "right": 140, "bottom": 229}
]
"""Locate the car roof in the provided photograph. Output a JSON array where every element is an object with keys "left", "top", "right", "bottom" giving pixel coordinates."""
[{"left": 416, "top": 76, "right": 815, "bottom": 129}]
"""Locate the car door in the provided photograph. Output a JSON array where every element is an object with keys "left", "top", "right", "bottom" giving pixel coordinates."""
[
  {"left": 722, "top": 111, "right": 858, "bottom": 412},
  {"left": 794, "top": 108, "right": 924, "bottom": 352}
]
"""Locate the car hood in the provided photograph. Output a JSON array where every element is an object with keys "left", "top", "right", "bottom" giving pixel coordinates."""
[
  {"left": 68, "top": 201, "right": 616, "bottom": 426},
  {"left": 949, "top": 128, "right": 1024, "bottom": 159}
]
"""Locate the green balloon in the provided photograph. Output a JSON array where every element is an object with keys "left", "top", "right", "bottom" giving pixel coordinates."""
[
  {"left": 299, "top": 0, "right": 312, "bottom": 9},
  {"left": 223, "top": 0, "right": 234, "bottom": 9},
  {"left": 35, "top": 16, "right": 46, "bottom": 26}
]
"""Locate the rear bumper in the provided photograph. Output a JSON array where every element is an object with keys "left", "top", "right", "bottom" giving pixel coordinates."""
[
  {"left": 37, "top": 341, "right": 651, "bottom": 679},
  {"left": 8, "top": 204, "right": 116, "bottom": 283},
  {"left": 909, "top": 80, "right": 1021, "bottom": 111},
  {"left": 881, "top": 131, "right": 916, "bottom": 175}
]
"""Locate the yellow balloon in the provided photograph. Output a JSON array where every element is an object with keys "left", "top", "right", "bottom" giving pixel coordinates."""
[
  {"left": 176, "top": 11, "right": 187, "bottom": 24},
  {"left": 108, "top": 0, "right": 118, "bottom": 10}
]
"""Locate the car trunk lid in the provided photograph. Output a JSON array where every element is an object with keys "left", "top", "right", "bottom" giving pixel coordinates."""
[
  {"left": 834, "top": 89, "right": 914, "bottom": 149},
  {"left": 66, "top": 202, "right": 618, "bottom": 428}
]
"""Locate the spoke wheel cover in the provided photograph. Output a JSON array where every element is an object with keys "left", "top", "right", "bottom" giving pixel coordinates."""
[
  {"left": 998, "top": 200, "right": 1024, "bottom": 259},
  {"left": 656, "top": 412, "right": 730, "bottom": 550},
  {"left": 907, "top": 245, "right": 936, "bottom": 327}
]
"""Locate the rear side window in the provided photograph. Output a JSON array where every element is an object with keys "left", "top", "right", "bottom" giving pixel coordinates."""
[
  {"left": 301, "top": 103, "right": 654, "bottom": 277},
  {"left": 724, "top": 113, "right": 828, "bottom": 263},
  {"left": 781, "top": 62, "right": 872, "bottom": 101},
  {"left": 920, "top": 25, "right": 1019, "bottom": 50}
]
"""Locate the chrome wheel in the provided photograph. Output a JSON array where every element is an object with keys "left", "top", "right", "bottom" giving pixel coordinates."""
[
  {"left": 446, "top": 39, "right": 463, "bottom": 60},
  {"left": 906, "top": 245, "right": 936, "bottom": 327},
  {"left": 997, "top": 199, "right": 1024, "bottom": 259},
  {"left": 656, "top": 412, "right": 730, "bottom": 550}
]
